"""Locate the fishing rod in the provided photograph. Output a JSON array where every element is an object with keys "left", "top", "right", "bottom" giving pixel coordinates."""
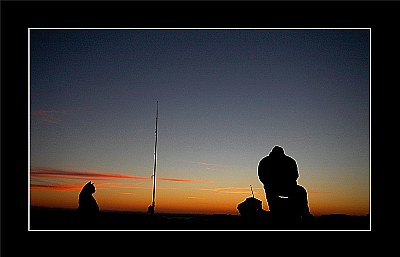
[{"left": 148, "top": 101, "right": 158, "bottom": 216}]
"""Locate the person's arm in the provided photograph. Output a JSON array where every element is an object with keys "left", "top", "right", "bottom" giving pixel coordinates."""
[
  {"left": 291, "top": 158, "right": 299, "bottom": 181},
  {"left": 258, "top": 158, "right": 267, "bottom": 184}
]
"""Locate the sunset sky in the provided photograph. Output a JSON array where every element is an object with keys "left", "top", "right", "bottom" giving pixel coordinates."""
[{"left": 29, "top": 28, "right": 370, "bottom": 216}]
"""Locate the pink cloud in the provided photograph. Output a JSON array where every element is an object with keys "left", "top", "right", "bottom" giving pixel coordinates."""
[
  {"left": 30, "top": 184, "right": 82, "bottom": 191},
  {"left": 31, "top": 167, "right": 151, "bottom": 180},
  {"left": 30, "top": 167, "right": 212, "bottom": 183}
]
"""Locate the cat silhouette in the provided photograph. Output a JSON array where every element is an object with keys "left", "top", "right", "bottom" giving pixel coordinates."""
[{"left": 78, "top": 181, "right": 99, "bottom": 217}]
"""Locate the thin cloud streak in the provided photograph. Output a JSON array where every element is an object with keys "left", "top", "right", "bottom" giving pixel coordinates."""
[
  {"left": 30, "top": 180, "right": 145, "bottom": 192},
  {"left": 31, "top": 168, "right": 150, "bottom": 180},
  {"left": 200, "top": 187, "right": 329, "bottom": 195},
  {"left": 192, "top": 161, "right": 225, "bottom": 168},
  {"left": 158, "top": 177, "right": 212, "bottom": 183},
  {"left": 30, "top": 167, "right": 212, "bottom": 183},
  {"left": 200, "top": 187, "right": 255, "bottom": 194},
  {"left": 187, "top": 196, "right": 205, "bottom": 200},
  {"left": 30, "top": 184, "right": 82, "bottom": 191}
]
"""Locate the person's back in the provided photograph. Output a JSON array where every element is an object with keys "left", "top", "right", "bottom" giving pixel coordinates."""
[
  {"left": 258, "top": 146, "right": 298, "bottom": 196},
  {"left": 258, "top": 145, "right": 311, "bottom": 220}
]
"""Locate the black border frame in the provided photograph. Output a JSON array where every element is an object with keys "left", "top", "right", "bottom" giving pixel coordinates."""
[{"left": 1, "top": 0, "right": 393, "bottom": 251}]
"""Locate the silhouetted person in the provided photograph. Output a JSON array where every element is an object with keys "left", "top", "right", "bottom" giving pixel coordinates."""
[
  {"left": 78, "top": 181, "right": 99, "bottom": 227},
  {"left": 258, "top": 146, "right": 312, "bottom": 221}
]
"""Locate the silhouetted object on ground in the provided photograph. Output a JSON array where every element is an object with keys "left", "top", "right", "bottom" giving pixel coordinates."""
[
  {"left": 78, "top": 181, "right": 99, "bottom": 227},
  {"left": 147, "top": 205, "right": 154, "bottom": 216},
  {"left": 258, "top": 145, "right": 313, "bottom": 223},
  {"left": 237, "top": 185, "right": 263, "bottom": 218},
  {"left": 237, "top": 196, "right": 263, "bottom": 218},
  {"left": 147, "top": 101, "right": 158, "bottom": 216}
]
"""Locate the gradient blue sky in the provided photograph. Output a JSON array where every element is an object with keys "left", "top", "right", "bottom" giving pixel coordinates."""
[{"left": 29, "top": 29, "right": 370, "bottom": 215}]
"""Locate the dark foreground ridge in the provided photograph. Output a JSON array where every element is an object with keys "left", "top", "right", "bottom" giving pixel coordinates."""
[{"left": 29, "top": 206, "right": 370, "bottom": 230}]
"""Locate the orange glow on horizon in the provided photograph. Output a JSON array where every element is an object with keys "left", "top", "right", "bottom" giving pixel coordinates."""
[
  {"left": 29, "top": 166, "right": 370, "bottom": 217},
  {"left": 30, "top": 184, "right": 370, "bottom": 216}
]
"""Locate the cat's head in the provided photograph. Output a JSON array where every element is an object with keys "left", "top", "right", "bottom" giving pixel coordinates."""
[{"left": 82, "top": 181, "right": 96, "bottom": 194}]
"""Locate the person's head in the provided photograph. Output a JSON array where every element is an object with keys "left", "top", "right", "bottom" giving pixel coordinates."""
[{"left": 270, "top": 145, "right": 285, "bottom": 155}]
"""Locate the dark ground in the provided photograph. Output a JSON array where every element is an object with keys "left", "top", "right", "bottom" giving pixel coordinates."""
[{"left": 29, "top": 206, "right": 370, "bottom": 231}]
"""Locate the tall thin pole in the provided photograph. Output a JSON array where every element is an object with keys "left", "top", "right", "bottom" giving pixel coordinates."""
[
  {"left": 148, "top": 101, "right": 158, "bottom": 216},
  {"left": 152, "top": 101, "right": 158, "bottom": 207}
]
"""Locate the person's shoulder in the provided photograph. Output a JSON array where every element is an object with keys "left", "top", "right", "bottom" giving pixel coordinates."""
[
  {"left": 259, "top": 155, "right": 270, "bottom": 162},
  {"left": 258, "top": 156, "right": 268, "bottom": 166},
  {"left": 285, "top": 155, "right": 297, "bottom": 162}
]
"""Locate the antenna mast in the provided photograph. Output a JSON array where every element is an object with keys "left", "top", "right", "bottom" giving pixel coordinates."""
[
  {"left": 147, "top": 101, "right": 158, "bottom": 216},
  {"left": 250, "top": 185, "right": 254, "bottom": 198}
]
